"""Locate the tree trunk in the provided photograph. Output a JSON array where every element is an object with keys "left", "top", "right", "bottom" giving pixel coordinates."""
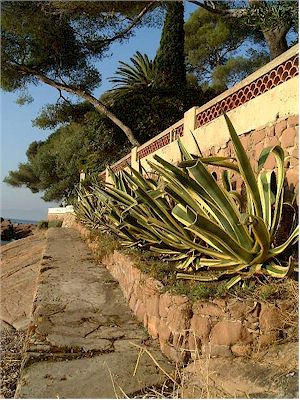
[
  {"left": 262, "top": 26, "right": 289, "bottom": 60},
  {"left": 78, "top": 91, "right": 140, "bottom": 146}
]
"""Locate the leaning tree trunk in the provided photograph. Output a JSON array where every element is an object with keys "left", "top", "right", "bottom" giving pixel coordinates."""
[{"left": 262, "top": 25, "right": 290, "bottom": 60}]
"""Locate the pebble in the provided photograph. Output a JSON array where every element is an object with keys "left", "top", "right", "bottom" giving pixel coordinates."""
[{"left": 0, "top": 331, "right": 26, "bottom": 398}]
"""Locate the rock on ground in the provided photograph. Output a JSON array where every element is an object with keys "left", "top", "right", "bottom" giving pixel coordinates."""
[
  {"left": 0, "top": 330, "right": 26, "bottom": 398},
  {"left": 180, "top": 342, "right": 299, "bottom": 399},
  {"left": 0, "top": 232, "right": 46, "bottom": 330}
]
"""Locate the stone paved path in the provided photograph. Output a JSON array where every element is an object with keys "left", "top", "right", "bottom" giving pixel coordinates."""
[{"left": 16, "top": 228, "right": 172, "bottom": 399}]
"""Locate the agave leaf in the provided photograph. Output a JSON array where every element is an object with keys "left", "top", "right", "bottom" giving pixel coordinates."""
[
  {"left": 264, "top": 261, "right": 290, "bottom": 278},
  {"left": 172, "top": 204, "right": 254, "bottom": 263},
  {"left": 149, "top": 157, "right": 244, "bottom": 241},
  {"left": 257, "top": 171, "right": 273, "bottom": 229},
  {"left": 177, "top": 155, "right": 253, "bottom": 247},
  {"left": 176, "top": 256, "right": 196, "bottom": 270},
  {"left": 268, "top": 225, "right": 299, "bottom": 257},
  {"left": 223, "top": 113, "right": 263, "bottom": 219},
  {"left": 225, "top": 275, "right": 242, "bottom": 289},
  {"left": 176, "top": 272, "right": 223, "bottom": 281},
  {"left": 258, "top": 145, "right": 285, "bottom": 237}
]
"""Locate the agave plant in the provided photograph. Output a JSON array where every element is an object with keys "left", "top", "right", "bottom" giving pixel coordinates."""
[{"left": 75, "top": 114, "right": 298, "bottom": 288}]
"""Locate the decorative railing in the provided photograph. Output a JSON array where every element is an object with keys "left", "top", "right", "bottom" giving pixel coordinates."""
[
  {"left": 110, "top": 153, "right": 131, "bottom": 174},
  {"left": 196, "top": 54, "right": 298, "bottom": 128},
  {"left": 137, "top": 119, "right": 184, "bottom": 160}
]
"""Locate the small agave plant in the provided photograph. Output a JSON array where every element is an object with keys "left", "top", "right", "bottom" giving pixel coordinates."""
[{"left": 75, "top": 114, "right": 298, "bottom": 288}]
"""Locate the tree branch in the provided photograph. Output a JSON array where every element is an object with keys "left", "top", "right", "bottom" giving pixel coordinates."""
[
  {"left": 188, "top": 0, "right": 248, "bottom": 18},
  {"left": 94, "top": 1, "right": 158, "bottom": 46},
  {"left": 7, "top": 61, "right": 140, "bottom": 146},
  {"left": 56, "top": 89, "right": 72, "bottom": 106}
]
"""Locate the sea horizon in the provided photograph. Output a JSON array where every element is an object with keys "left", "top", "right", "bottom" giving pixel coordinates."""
[{"left": 1, "top": 218, "right": 39, "bottom": 225}]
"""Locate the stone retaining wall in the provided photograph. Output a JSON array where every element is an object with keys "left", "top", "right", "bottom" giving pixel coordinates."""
[{"left": 73, "top": 222, "right": 295, "bottom": 364}]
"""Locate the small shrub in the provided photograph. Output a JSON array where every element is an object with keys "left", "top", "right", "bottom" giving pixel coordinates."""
[
  {"left": 37, "top": 220, "right": 48, "bottom": 229},
  {"left": 48, "top": 220, "right": 63, "bottom": 228}
]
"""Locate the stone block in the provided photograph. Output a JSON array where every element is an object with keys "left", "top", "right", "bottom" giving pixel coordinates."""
[
  {"left": 192, "top": 301, "right": 224, "bottom": 317},
  {"left": 166, "top": 302, "right": 192, "bottom": 333},
  {"left": 240, "top": 134, "right": 250, "bottom": 149},
  {"left": 227, "top": 299, "right": 255, "bottom": 320},
  {"left": 142, "top": 277, "right": 163, "bottom": 296},
  {"left": 128, "top": 293, "right": 138, "bottom": 311},
  {"left": 187, "top": 333, "right": 201, "bottom": 356},
  {"left": 285, "top": 169, "right": 298, "bottom": 188},
  {"left": 257, "top": 332, "right": 278, "bottom": 348},
  {"left": 190, "top": 315, "right": 211, "bottom": 340},
  {"left": 210, "top": 320, "right": 243, "bottom": 346},
  {"left": 158, "top": 320, "right": 172, "bottom": 343},
  {"left": 280, "top": 127, "right": 296, "bottom": 148},
  {"left": 264, "top": 136, "right": 280, "bottom": 148},
  {"left": 255, "top": 141, "right": 264, "bottom": 160},
  {"left": 287, "top": 115, "right": 299, "bottom": 128},
  {"left": 160, "top": 342, "right": 186, "bottom": 364},
  {"left": 159, "top": 293, "right": 172, "bottom": 318},
  {"left": 145, "top": 294, "right": 160, "bottom": 318},
  {"left": 172, "top": 332, "right": 188, "bottom": 349},
  {"left": 147, "top": 316, "right": 160, "bottom": 339},
  {"left": 275, "top": 119, "right": 287, "bottom": 136},
  {"left": 135, "top": 301, "right": 146, "bottom": 323},
  {"left": 259, "top": 304, "right": 283, "bottom": 333},
  {"left": 202, "top": 343, "right": 232, "bottom": 358},
  {"left": 252, "top": 129, "right": 266, "bottom": 145},
  {"left": 290, "top": 147, "right": 299, "bottom": 159},
  {"left": 266, "top": 126, "right": 275, "bottom": 137},
  {"left": 231, "top": 344, "right": 252, "bottom": 357}
]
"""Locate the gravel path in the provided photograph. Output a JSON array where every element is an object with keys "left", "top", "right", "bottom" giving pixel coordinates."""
[{"left": 0, "top": 330, "right": 26, "bottom": 398}]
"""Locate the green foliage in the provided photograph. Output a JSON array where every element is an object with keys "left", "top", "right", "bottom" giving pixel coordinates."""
[
  {"left": 33, "top": 102, "right": 94, "bottom": 129},
  {"left": 75, "top": 115, "right": 298, "bottom": 289},
  {"left": 4, "top": 116, "right": 129, "bottom": 202},
  {"left": 154, "top": 1, "right": 186, "bottom": 89},
  {"left": 37, "top": 220, "right": 48, "bottom": 229},
  {"left": 1, "top": 1, "right": 161, "bottom": 95},
  {"left": 245, "top": 1, "right": 298, "bottom": 31},
  {"left": 185, "top": 6, "right": 268, "bottom": 90},
  {"left": 48, "top": 220, "right": 63, "bottom": 228},
  {"left": 1, "top": 1, "right": 100, "bottom": 92},
  {"left": 109, "top": 51, "right": 157, "bottom": 99}
]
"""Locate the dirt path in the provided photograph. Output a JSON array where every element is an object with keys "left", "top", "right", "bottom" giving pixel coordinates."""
[{"left": 15, "top": 228, "right": 172, "bottom": 398}]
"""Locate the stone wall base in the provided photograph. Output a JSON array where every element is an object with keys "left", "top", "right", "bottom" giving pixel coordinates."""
[{"left": 74, "top": 222, "right": 296, "bottom": 364}]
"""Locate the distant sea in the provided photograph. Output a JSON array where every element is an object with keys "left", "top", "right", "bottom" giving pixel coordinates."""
[
  {"left": 1, "top": 218, "right": 38, "bottom": 245},
  {"left": 9, "top": 218, "right": 38, "bottom": 225}
]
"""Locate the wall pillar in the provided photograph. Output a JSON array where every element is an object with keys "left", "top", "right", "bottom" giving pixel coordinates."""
[
  {"left": 182, "top": 106, "right": 198, "bottom": 153},
  {"left": 183, "top": 106, "right": 197, "bottom": 136},
  {"left": 131, "top": 146, "right": 139, "bottom": 171},
  {"left": 105, "top": 167, "right": 114, "bottom": 184}
]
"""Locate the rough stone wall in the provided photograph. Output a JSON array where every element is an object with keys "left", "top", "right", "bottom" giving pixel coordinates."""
[
  {"left": 201, "top": 115, "right": 299, "bottom": 194},
  {"left": 47, "top": 214, "right": 65, "bottom": 222},
  {"left": 74, "top": 223, "right": 295, "bottom": 364}
]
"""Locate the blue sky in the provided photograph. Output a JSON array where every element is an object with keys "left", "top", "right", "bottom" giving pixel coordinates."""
[{"left": 0, "top": 3, "right": 194, "bottom": 220}]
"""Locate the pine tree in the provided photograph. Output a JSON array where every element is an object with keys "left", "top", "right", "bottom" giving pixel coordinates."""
[{"left": 154, "top": 1, "right": 186, "bottom": 89}]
